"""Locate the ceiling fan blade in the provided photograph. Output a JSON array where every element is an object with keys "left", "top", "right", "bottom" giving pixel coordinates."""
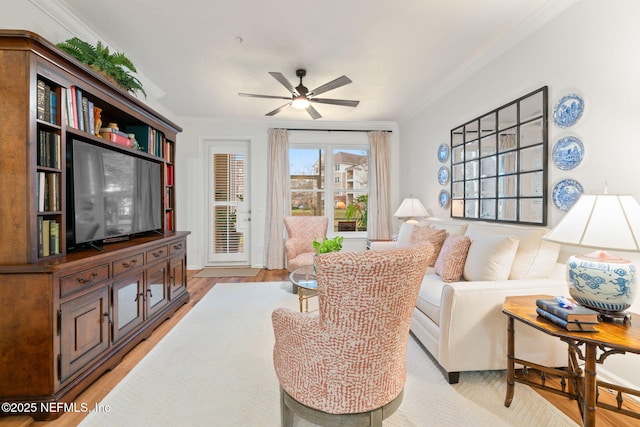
[
  {"left": 305, "top": 104, "right": 322, "bottom": 120},
  {"left": 308, "top": 75, "right": 352, "bottom": 97},
  {"left": 309, "top": 98, "right": 360, "bottom": 107},
  {"left": 265, "top": 102, "right": 291, "bottom": 117},
  {"left": 238, "top": 93, "right": 291, "bottom": 100},
  {"left": 269, "top": 72, "right": 297, "bottom": 94}
]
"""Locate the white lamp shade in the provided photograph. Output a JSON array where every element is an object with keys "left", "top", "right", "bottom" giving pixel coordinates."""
[
  {"left": 544, "top": 194, "right": 640, "bottom": 252},
  {"left": 394, "top": 198, "right": 428, "bottom": 219}
]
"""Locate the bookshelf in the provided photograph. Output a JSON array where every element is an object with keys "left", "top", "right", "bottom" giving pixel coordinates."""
[{"left": 0, "top": 30, "right": 189, "bottom": 420}]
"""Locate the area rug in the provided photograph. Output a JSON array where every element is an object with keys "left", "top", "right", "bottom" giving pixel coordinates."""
[
  {"left": 192, "top": 267, "right": 260, "bottom": 278},
  {"left": 80, "top": 282, "right": 577, "bottom": 426}
]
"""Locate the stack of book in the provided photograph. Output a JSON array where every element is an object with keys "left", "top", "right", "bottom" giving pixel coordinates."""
[{"left": 535, "top": 298, "right": 599, "bottom": 332}]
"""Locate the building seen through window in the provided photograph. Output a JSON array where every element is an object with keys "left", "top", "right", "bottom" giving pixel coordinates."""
[{"left": 290, "top": 148, "right": 368, "bottom": 232}]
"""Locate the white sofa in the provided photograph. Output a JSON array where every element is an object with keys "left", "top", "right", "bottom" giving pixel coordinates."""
[{"left": 372, "top": 219, "right": 570, "bottom": 383}]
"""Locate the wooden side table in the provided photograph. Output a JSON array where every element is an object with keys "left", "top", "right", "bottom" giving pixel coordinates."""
[{"left": 502, "top": 295, "right": 640, "bottom": 427}]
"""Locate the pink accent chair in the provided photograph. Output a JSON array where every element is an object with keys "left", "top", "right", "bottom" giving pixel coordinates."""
[
  {"left": 283, "top": 216, "right": 329, "bottom": 272},
  {"left": 272, "top": 245, "right": 432, "bottom": 426}
]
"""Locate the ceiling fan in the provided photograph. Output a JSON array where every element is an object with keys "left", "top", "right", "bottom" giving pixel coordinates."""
[{"left": 239, "top": 69, "right": 359, "bottom": 119}]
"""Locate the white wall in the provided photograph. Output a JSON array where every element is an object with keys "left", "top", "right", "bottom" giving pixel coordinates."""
[
  {"left": 399, "top": 0, "right": 640, "bottom": 389},
  {"left": 175, "top": 118, "right": 398, "bottom": 269}
]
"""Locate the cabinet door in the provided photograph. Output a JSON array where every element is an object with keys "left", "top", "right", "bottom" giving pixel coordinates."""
[
  {"left": 59, "top": 286, "right": 110, "bottom": 382},
  {"left": 112, "top": 272, "right": 144, "bottom": 343},
  {"left": 146, "top": 262, "right": 169, "bottom": 317},
  {"left": 169, "top": 256, "right": 186, "bottom": 300}
]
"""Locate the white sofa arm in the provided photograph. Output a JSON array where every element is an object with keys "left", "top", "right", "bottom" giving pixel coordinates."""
[{"left": 437, "top": 276, "right": 570, "bottom": 373}]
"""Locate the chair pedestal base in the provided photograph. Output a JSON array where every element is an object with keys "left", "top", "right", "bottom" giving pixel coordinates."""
[{"left": 280, "top": 387, "right": 403, "bottom": 427}]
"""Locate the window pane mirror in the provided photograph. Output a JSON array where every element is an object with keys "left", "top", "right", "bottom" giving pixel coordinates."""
[{"left": 450, "top": 86, "right": 548, "bottom": 225}]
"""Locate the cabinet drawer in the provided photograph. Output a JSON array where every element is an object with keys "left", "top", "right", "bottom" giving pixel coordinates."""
[
  {"left": 146, "top": 245, "right": 168, "bottom": 262},
  {"left": 112, "top": 253, "right": 144, "bottom": 276},
  {"left": 60, "top": 264, "right": 109, "bottom": 298},
  {"left": 169, "top": 239, "right": 186, "bottom": 255}
]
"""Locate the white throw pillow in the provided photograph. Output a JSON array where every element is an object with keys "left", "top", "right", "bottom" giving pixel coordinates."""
[
  {"left": 463, "top": 231, "right": 520, "bottom": 281},
  {"left": 395, "top": 222, "right": 415, "bottom": 248}
]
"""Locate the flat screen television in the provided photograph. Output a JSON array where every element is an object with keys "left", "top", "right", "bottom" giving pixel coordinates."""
[{"left": 67, "top": 139, "right": 163, "bottom": 247}]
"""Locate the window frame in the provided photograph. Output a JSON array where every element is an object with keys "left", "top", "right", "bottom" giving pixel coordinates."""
[{"left": 289, "top": 133, "right": 369, "bottom": 237}]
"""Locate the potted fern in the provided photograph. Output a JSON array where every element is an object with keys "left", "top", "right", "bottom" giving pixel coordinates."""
[{"left": 56, "top": 37, "right": 146, "bottom": 97}]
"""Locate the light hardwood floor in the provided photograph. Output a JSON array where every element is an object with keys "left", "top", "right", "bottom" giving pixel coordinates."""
[{"left": 1, "top": 269, "right": 637, "bottom": 426}]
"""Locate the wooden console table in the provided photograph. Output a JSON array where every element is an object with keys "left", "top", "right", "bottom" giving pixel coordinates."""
[{"left": 502, "top": 295, "right": 640, "bottom": 427}]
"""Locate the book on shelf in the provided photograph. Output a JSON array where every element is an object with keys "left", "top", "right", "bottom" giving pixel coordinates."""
[
  {"left": 75, "top": 88, "right": 84, "bottom": 132},
  {"left": 99, "top": 127, "right": 133, "bottom": 147},
  {"left": 37, "top": 130, "right": 61, "bottom": 169},
  {"left": 536, "top": 307, "right": 598, "bottom": 332},
  {"left": 535, "top": 298, "right": 599, "bottom": 322},
  {"left": 37, "top": 80, "right": 46, "bottom": 120},
  {"left": 37, "top": 218, "right": 60, "bottom": 257},
  {"left": 37, "top": 79, "right": 58, "bottom": 125},
  {"left": 126, "top": 125, "right": 164, "bottom": 157}
]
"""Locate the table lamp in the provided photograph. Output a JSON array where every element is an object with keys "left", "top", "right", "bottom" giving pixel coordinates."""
[
  {"left": 543, "top": 194, "right": 640, "bottom": 322},
  {"left": 394, "top": 198, "right": 428, "bottom": 224}
]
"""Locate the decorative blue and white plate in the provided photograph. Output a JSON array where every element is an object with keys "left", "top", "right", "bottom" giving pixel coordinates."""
[
  {"left": 553, "top": 94, "right": 584, "bottom": 128},
  {"left": 439, "top": 190, "right": 450, "bottom": 208},
  {"left": 437, "top": 166, "right": 449, "bottom": 185},
  {"left": 552, "top": 179, "right": 584, "bottom": 212},
  {"left": 552, "top": 136, "right": 584, "bottom": 170},
  {"left": 437, "top": 143, "right": 449, "bottom": 163}
]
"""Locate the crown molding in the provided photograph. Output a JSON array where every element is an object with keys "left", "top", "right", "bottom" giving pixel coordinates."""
[
  {"left": 399, "top": 0, "right": 580, "bottom": 123},
  {"left": 29, "top": 0, "right": 166, "bottom": 101}
]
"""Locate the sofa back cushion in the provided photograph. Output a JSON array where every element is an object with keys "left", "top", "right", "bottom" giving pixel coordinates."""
[
  {"left": 464, "top": 222, "right": 560, "bottom": 280},
  {"left": 463, "top": 231, "right": 520, "bottom": 281}
]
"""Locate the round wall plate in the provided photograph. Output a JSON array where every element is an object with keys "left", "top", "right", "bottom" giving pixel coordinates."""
[
  {"left": 552, "top": 178, "right": 584, "bottom": 211},
  {"left": 438, "top": 166, "right": 449, "bottom": 185},
  {"left": 553, "top": 94, "right": 584, "bottom": 128},
  {"left": 552, "top": 136, "right": 584, "bottom": 170},
  {"left": 438, "top": 143, "right": 449, "bottom": 163}
]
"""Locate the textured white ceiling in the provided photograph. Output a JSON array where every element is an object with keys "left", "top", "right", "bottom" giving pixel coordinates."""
[{"left": 58, "top": 0, "right": 573, "bottom": 121}]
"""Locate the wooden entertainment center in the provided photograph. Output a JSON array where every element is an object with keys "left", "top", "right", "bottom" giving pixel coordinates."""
[{"left": 0, "top": 30, "right": 189, "bottom": 420}]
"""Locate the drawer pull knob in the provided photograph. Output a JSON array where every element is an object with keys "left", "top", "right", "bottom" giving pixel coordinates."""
[
  {"left": 103, "top": 311, "right": 112, "bottom": 324},
  {"left": 173, "top": 244, "right": 182, "bottom": 250},
  {"left": 152, "top": 251, "right": 163, "bottom": 258},
  {"left": 77, "top": 272, "right": 98, "bottom": 285},
  {"left": 122, "top": 259, "right": 138, "bottom": 268}
]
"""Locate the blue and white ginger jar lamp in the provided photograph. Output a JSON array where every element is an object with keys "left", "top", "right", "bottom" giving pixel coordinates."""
[{"left": 544, "top": 194, "right": 640, "bottom": 323}]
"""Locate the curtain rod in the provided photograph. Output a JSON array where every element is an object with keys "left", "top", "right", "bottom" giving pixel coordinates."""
[{"left": 285, "top": 128, "right": 393, "bottom": 133}]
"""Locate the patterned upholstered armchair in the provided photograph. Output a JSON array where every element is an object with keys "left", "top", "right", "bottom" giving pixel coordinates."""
[
  {"left": 283, "top": 216, "right": 329, "bottom": 272},
  {"left": 272, "top": 245, "right": 431, "bottom": 426}
]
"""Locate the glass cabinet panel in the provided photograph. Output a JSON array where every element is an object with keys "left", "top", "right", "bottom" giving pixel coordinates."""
[{"left": 112, "top": 272, "right": 144, "bottom": 343}]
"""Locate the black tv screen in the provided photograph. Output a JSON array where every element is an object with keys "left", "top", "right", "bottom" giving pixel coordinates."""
[{"left": 70, "top": 139, "right": 162, "bottom": 245}]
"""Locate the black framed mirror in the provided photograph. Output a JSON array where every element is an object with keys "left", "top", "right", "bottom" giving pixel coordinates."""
[{"left": 450, "top": 86, "right": 548, "bottom": 225}]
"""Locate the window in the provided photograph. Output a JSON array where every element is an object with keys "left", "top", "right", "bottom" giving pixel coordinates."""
[{"left": 290, "top": 145, "right": 368, "bottom": 233}]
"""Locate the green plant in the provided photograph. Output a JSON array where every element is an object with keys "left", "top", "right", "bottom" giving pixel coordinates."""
[
  {"left": 345, "top": 194, "right": 368, "bottom": 230},
  {"left": 312, "top": 236, "right": 344, "bottom": 254},
  {"left": 56, "top": 37, "right": 146, "bottom": 97}
]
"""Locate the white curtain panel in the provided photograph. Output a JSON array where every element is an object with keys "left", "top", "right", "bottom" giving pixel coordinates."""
[
  {"left": 264, "top": 129, "right": 290, "bottom": 269},
  {"left": 368, "top": 131, "right": 391, "bottom": 240}
]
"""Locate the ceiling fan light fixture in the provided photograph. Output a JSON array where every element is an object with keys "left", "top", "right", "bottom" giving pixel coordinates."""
[{"left": 291, "top": 95, "right": 310, "bottom": 109}]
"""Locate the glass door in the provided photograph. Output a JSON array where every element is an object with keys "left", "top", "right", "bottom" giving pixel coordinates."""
[{"left": 206, "top": 141, "right": 250, "bottom": 265}]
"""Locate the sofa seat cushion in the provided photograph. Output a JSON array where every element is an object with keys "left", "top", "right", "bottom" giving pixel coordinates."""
[{"left": 415, "top": 271, "right": 447, "bottom": 326}]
